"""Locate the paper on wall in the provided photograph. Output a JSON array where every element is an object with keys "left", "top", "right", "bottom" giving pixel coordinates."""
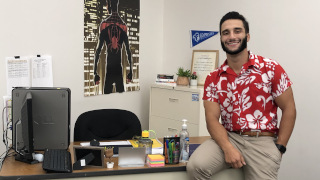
[
  {"left": 31, "top": 55, "right": 53, "bottom": 87},
  {"left": 6, "top": 56, "right": 31, "bottom": 95},
  {"left": 5, "top": 55, "right": 53, "bottom": 96}
]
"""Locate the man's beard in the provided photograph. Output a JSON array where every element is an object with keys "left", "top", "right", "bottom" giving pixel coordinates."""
[{"left": 221, "top": 36, "right": 247, "bottom": 55}]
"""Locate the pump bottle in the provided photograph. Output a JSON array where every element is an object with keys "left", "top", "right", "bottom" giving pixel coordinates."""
[{"left": 179, "top": 119, "right": 189, "bottom": 162}]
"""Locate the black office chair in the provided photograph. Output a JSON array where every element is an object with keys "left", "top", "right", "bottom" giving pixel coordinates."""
[{"left": 74, "top": 109, "right": 142, "bottom": 141}]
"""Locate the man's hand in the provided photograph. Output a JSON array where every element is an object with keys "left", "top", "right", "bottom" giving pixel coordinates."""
[
  {"left": 224, "top": 146, "right": 246, "bottom": 169},
  {"left": 204, "top": 101, "right": 246, "bottom": 168},
  {"left": 275, "top": 87, "right": 296, "bottom": 148},
  {"left": 94, "top": 74, "right": 100, "bottom": 85}
]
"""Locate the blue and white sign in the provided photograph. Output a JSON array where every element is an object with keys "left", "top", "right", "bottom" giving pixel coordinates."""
[
  {"left": 192, "top": 94, "right": 199, "bottom": 101},
  {"left": 191, "top": 30, "right": 219, "bottom": 47}
]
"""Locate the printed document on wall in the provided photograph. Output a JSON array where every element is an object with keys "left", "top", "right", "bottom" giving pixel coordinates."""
[
  {"left": 5, "top": 55, "right": 53, "bottom": 96},
  {"left": 5, "top": 57, "right": 31, "bottom": 95},
  {"left": 31, "top": 55, "right": 53, "bottom": 87}
]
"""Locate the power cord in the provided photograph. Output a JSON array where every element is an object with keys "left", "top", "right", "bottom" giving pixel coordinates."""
[{"left": 0, "top": 106, "right": 13, "bottom": 171}]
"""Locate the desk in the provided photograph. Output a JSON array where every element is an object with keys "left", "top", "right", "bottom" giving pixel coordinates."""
[{"left": 0, "top": 136, "right": 210, "bottom": 180}]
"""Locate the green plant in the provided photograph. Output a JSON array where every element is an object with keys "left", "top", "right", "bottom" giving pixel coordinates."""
[{"left": 176, "top": 67, "right": 191, "bottom": 77}]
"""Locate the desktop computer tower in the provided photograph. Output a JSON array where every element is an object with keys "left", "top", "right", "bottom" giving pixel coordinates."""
[{"left": 12, "top": 87, "right": 70, "bottom": 150}]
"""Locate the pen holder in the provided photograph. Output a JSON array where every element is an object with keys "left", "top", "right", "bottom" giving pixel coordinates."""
[{"left": 163, "top": 137, "right": 180, "bottom": 164}]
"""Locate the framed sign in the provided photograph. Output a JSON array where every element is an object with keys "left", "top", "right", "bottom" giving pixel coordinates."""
[
  {"left": 73, "top": 145, "right": 106, "bottom": 168},
  {"left": 191, "top": 50, "right": 219, "bottom": 85}
]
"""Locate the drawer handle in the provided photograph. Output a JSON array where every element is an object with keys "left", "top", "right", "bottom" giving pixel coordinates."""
[
  {"left": 169, "top": 98, "right": 179, "bottom": 102},
  {"left": 168, "top": 127, "right": 178, "bottom": 132}
]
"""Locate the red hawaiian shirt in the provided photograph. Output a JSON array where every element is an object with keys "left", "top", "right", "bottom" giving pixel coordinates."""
[{"left": 203, "top": 51, "right": 293, "bottom": 133}]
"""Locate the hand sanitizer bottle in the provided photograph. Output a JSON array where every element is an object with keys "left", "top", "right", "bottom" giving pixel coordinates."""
[{"left": 179, "top": 119, "right": 189, "bottom": 163}]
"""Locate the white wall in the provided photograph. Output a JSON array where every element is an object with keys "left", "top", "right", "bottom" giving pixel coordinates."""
[
  {"left": 0, "top": 0, "right": 163, "bottom": 151},
  {"left": 163, "top": 0, "right": 320, "bottom": 179},
  {"left": 1, "top": 0, "right": 319, "bottom": 179}
]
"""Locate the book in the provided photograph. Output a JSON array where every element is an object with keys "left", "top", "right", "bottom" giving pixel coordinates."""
[
  {"left": 156, "top": 78, "right": 175, "bottom": 82},
  {"left": 157, "top": 74, "right": 174, "bottom": 80},
  {"left": 155, "top": 81, "right": 177, "bottom": 87}
]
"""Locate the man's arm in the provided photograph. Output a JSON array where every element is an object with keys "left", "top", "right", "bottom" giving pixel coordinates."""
[
  {"left": 275, "top": 87, "right": 296, "bottom": 148},
  {"left": 204, "top": 100, "right": 246, "bottom": 168}
]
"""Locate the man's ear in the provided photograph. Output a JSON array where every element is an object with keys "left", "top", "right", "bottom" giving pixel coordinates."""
[{"left": 247, "top": 33, "right": 250, "bottom": 42}]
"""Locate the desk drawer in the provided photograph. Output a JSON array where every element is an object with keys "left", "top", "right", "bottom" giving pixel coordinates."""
[
  {"left": 150, "top": 87, "right": 200, "bottom": 124},
  {"left": 149, "top": 116, "right": 199, "bottom": 138}
]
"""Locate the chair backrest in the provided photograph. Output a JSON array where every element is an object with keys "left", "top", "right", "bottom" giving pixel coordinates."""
[{"left": 74, "top": 109, "right": 142, "bottom": 141}]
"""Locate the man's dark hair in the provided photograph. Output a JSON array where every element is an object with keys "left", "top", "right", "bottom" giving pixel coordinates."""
[{"left": 219, "top": 11, "right": 249, "bottom": 34}]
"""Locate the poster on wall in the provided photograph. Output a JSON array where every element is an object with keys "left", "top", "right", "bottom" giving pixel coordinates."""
[{"left": 84, "top": 0, "right": 140, "bottom": 96}]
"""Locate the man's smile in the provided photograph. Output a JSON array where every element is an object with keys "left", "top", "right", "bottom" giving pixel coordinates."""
[{"left": 226, "top": 40, "right": 241, "bottom": 46}]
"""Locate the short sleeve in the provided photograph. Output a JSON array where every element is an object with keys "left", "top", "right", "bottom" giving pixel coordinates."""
[
  {"left": 203, "top": 72, "right": 219, "bottom": 103},
  {"left": 271, "top": 63, "right": 293, "bottom": 98}
]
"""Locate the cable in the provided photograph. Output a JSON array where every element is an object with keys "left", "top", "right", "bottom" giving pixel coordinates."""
[
  {"left": 0, "top": 122, "right": 12, "bottom": 170},
  {"left": 2, "top": 106, "right": 6, "bottom": 135},
  {"left": 2, "top": 106, "right": 12, "bottom": 146},
  {"left": 0, "top": 106, "right": 13, "bottom": 171}
]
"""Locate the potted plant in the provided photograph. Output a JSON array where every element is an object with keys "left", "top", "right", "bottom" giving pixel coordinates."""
[
  {"left": 190, "top": 72, "right": 198, "bottom": 86},
  {"left": 105, "top": 147, "right": 114, "bottom": 168},
  {"left": 176, "top": 67, "right": 191, "bottom": 86}
]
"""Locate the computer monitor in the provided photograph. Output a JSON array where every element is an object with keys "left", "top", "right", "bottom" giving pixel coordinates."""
[
  {"left": 12, "top": 87, "right": 70, "bottom": 151},
  {"left": 14, "top": 92, "right": 38, "bottom": 164}
]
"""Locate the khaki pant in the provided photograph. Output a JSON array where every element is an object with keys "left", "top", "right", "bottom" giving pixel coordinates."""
[{"left": 187, "top": 132, "right": 282, "bottom": 180}]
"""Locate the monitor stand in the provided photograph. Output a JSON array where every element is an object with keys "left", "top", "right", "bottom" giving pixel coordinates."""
[{"left": 15, "top": 154, "right": 39, "bottom": 164}]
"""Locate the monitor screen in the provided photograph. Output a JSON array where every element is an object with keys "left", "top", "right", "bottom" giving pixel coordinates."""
[
  {"left": 12, "top": 87, "right": 70, "bottom": 150},
  {"left": 14, "top": 92, "right": 36, "bottom": 163}
]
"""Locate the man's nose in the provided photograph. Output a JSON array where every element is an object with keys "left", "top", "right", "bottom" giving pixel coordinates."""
[{"left": 229, "top": 32, "right": 236, "bottom": 39}]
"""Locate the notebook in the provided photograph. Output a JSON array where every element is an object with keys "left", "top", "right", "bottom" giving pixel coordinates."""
[{"left": 118, "top": 147, "right": 146, "bottom": 167}]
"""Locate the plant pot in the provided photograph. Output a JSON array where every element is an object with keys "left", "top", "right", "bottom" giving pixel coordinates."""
[
  {"left": 107, "top": 162, "right": 114, "bottom": 168},
  {"left": 190, "top": 79, "right": 197, "bottom": 86},
  {"left": 177, "top": 76, "right": 189, "bottom": 86}
]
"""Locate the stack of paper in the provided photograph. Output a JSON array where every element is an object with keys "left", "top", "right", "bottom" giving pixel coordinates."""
[{"left": 146, "top": 154, "right": 165, "bottom": 167}]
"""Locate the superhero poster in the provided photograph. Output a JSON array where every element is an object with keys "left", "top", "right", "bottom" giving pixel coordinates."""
[{"left": 84, "top": 0, "right": 140, "bottom": 96}]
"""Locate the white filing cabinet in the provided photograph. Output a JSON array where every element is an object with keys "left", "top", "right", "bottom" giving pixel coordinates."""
[{"left": 149, "top": 84, "right": 209, "bottom": 138}]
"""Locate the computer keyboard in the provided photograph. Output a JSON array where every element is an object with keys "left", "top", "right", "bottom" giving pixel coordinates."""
[{"left": 42, "top": 149, "right": 72, "bottom": 173}]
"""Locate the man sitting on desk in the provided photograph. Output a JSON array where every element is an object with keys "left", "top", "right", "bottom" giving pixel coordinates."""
[{"left": 187, "top": 11, "right": 296, "bottom": 180}]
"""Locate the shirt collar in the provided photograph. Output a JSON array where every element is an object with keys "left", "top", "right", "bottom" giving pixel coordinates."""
[{"left": 218, "top": 51, "right": 261, "bottom": 76}]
